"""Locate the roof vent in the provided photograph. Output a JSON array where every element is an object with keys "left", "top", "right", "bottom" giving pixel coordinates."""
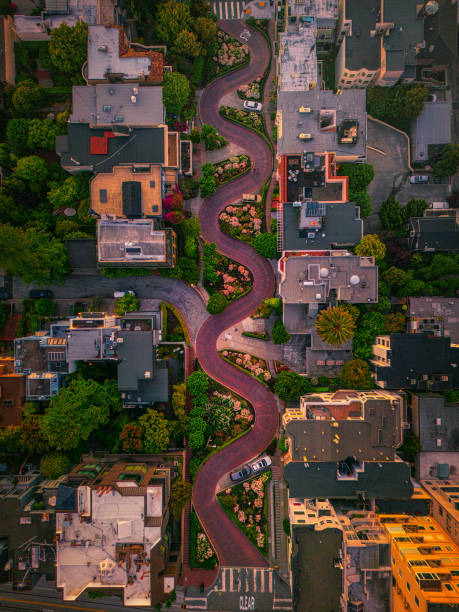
[
  {"left": 320, "top": 268, "right": 329, "bottom": 278},
  {"left": 131, "top": 96, "right": 137, "bottom": 104},
  {"left": 98, "top": 45, "right": 108, "bottom": 52},
  {"left": 350, "top": 275, "right": 360, "bottom": 285}
]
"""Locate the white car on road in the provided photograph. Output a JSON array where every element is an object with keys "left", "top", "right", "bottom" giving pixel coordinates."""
[
  {"left": 251, "top": 456, "right": 272, "bottom": 474},
  {"left": 243, "top": 100, "right": 263, "bottom": 112}
]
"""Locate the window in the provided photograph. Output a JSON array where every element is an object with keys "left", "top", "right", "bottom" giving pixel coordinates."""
[
  {"left": 2, "top": 399, "right": 13, "bottom": 407},
  {"left": 151, "top": 205, "right": 159, "bottom": 213},
  {"left": 406, "top": 581, "right": 410, "bottom": 592},
  {"left": 48, "top": 351, "right": 65, "bottom": 362},
  {"left": 102, "top": 105, "right": 112, "bottom": 112},
  {"left": 445, "top": 583, "right": 453, "bottom": 591},
  {"left": 414, "top": 595, "right": 419, "bottom": 607},
  {"left": 392, "top": 556, "right": 395, "bottom": 565},
  {"left": 99, "top": 189, "right": 107, "bottom": 203},
  {"left": 439, "top": 506, "right": 444, "bottom": 516},
  {"left": 150, "top": 180, "right": 155, "bottom": 188}
]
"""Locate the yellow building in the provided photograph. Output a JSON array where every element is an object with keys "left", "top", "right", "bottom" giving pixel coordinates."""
[{"left": 379, "top": 514, "right": 459, "bottom": 611}]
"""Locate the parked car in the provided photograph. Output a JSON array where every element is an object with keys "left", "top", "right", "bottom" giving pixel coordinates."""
[
  {"left": 29, "top": 289, "right": 53, "bottom": 299},
  {"left": 230, "top": 466, "right": 252, "bottom": 482},
  {"left": 113, "top": 290, "right": 135, "bottom": 298},
  {"left": 409, "top": 175, "right": 429, "bottom": 184},
  {"left": 243, "top": 100, "right": 262, "bottom": 112},
  {"left": 251, "top": 456, "right": 272, "bottom": 474}
]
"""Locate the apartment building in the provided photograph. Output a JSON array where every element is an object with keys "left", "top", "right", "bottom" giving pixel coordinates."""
[
  {"left": 378, "top": 514, "right": 459, "bottom": 611},
  {"left": 408, "top": 210, "right": 459, "bottom": 252},
  {"left": 421, "top": 480, "right": 459, "bottom": 546},
  {"left": 335, "top": 0, "right": 424, "bottom": 88}
]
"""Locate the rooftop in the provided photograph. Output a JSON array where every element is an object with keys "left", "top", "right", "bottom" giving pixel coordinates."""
[
  {"left": 412, "top": 393, "right": 459, "bottom": 452},
  {"left": 411, "top": 101, "right": 452, "bottom": 162},
  {"left": 409, "top": 297, "right": 459, "bottom": 345},
  {"left": 280, "top": 153, "right": 349, "bottom": 204},
  {"left": 97, "top": 219, "right": 168, "bottom": 263},
  {"left": 91, "top": 165, "right": 163, "bottom": 218},
  {"left": 57, "top": 124, "right": 166, "bottom": 173},
  {"left": 372, "top": 334, "right": 459, "bottom": 390},
  {"left": 66, "top": 327, "right": 119, "bottom": 362},
  {"left": 277, "top": 89, "right": 367, "bottom": 158},
  {"left": 421, "top": 479, "right": 459, "bottom": 527},
  {"left": 87, "top": 25, "right": 164, "bottom": 83},
  {"left": 383, "top": 0, "right": 424, "bottom": 73},
  {"left": 343, "top": 0, "right": 380, "bottom": 71},
  {"left": 284, "top": 390, "right": 403, "bottom": 461},
  {"left": 281, "top": 201, "right": 362, "bottom": 252},
  {"left": 14, "top": 0, "right": 98, "bottom": 40},
  {"left": 291, "top": 527, "right": 342, "bottom": 612},
  {"left": 70, "top": 84, "right": 164, "bottom": 128},
  {"left": 279, "top": 253, "right": 378, "bottom": 304},
  {"left": 278, "top": 24, "right": 318, "bottom": 91},
  {"left": 408, "top": 213, "right": 459, "bottom": 252},
  {"left": 0, "top": 358, "right": 25, "bottom": 427},
  {"left": 56, "top": 485, "right": 163, "bottom": 605},
  {"left": 285, "top": 460, "right": 413, "bottom": 499}
]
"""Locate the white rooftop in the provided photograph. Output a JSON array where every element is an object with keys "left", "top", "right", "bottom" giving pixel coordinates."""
[
  {"left": 279, "top": 25, "right": 318, "bottom": 92},
  {"left": 88, "top": 25, "right": 151, "bottom": 81},
  {"left": 70, "top": 84, "right": 164, "bottom": 127},
  {"left": 56, "top": 486, "right": 163, "bottom": 606}
]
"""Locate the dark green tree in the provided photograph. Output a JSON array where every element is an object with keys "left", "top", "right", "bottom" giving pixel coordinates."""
[
  {"left": 49, "top": 22, "right": 88, "bottom": 74},
  {"left": 352, "top": 312, "right": 386, "bottom": 360},
  {"left": 433, "top": 144, "right": 459, "bottom": 177},
  {"left": 338, "top": 163, "right": 374, "bottom": 191},
  {"left": 271, "top": 320, "right": 291, "bottom": 344},
  {"left": 12, "top": 80, "right": 42, "bottom": 115},
  {"left": 274, "top": 371, "right": 312, "bottom": 403},
  {"left": 399, "top": 435, "right": 422, "bottom": 461},
  {"left": 352, "top": 190, "right": 372, "bottom": 218},
  {"left": 207, "top": 292, "right": 228, "bottom": 314},
  {"left": 40, "top": 453, "right": 70, "bottom": 479},
  {"left": 339, "top": 359, "right": 372, "bottom": 390},
  {"left": 14, "top": 156, "right": 48, "bottom": 193},
  {"left": 170, "top": 479, "right": 193, "bottom": 521},
  {"left": 155, "top": 0, "right": 192, "bottom": 45},
  {"left": 139, "top": 409, "right": 170, "bottom": 453},
  {"left": 41, "top": 379, "right": 116, "bottom": 450},
  {"left": 379, "top": 196, "right": 405, "bottom": 233},
  {"left": 355, "top": 234, "right": 386, "bottom": 262},
  {"left": 404, "top": 199, "right": 429, "bottom": 220},
  {"left": 253, "top": 233, "right": 277, "bottom": 258},
  {"left": 7, "top": 118, "right": 29, "bottom": 153},
  {"left": 186, "top": 370, "right": 209, "bottom": 398},
  {"left": 163, "top": 71, "right": 190, "bottom": 116},
  {"left": 115, "top": 294, "right": 139, "bottom": 315}
]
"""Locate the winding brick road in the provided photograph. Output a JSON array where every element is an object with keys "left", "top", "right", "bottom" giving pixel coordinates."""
[{"left": 193, "top": 22, "right": 279, "bottom": 568}]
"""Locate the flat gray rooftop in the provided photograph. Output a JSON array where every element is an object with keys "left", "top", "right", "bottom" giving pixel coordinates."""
[
  {"left": 282, "top": 201, "right": 362, "bottom": 251},
  {"left": 278, "top": 89, "right": 367, "bottom": 157},
  {"left": 410, "top": 101, "right": 452, "bottom": 162},
  {"left": 279, "top": 25, "right": 318, "bottom": 91},
  {"left": 88, "top": 25, "right": 151, "bottom": 81},
  {"left": 343, "top": 0, "right": 380, "bottom": 71},
  {"left": 279, "top": 254, "right": 378, "bottom": 304},
  {"left": 289, "top": 0, "right": 338, "bottom": 19},
  {"left": 71, "top": 84, "right": 164, "bottom": 127},
  {"left": 409, "top": 297, "right": 459, "bottom": 345},
  {"left": 98, "top": 220, "right": 166, "bottom": 262}
]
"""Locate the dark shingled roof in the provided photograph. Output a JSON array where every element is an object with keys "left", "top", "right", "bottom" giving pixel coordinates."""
[
  {"left": 344, "top": 0, "right": 380, "bottom": 71},
  {"left": 284, "top": 460, "right": 413, "bottom": 499},
  {"left": 373, "top": 334, "right": 459, "bottom": 391},
  {"left": 59, "top": 124, "right": 165, "bottom": 173},
  {"left": 408, "top": 216, "right": 459, "bottom": 252},
  {"left": 414, "top": 394, "right": 459, "bottom": 452}
]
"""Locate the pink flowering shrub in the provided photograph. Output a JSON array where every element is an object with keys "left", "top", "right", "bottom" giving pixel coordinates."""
[
  {"left": 221, "top": 350, "right": 271, "bottom": 384},
  {"left": 213, "top": 30, "right": 248, "bottom": 73},
  {"left": 218, "top": 472, "right": 270, "bottom": 551},
  {"left": 196, "top": 531, "right": 215, "bottom": 562},
  {"left": 213, "top": 154, "right": 250, "bottom": 185},
  {"left": 219, "top": 198, "right": 264, "bottom": 245},
  {"left": 237, "top": 77, "right": 262, "bottom": 100}
]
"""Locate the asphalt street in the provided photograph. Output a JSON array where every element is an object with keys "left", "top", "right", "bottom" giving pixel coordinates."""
[{"left": 12, "top": 274, "right": 209, "bottom": 341}]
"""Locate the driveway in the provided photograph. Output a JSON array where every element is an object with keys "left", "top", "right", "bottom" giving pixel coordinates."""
[
  {"left": 13, "top": 274, "right": 209, "bottom": 342},
  {"left": 365, "top": 118, "right": 450, "bottom": 232}
]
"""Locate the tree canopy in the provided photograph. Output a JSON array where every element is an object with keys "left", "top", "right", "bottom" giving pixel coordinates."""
[
  {"left": 338, "top": 163, "right": 374, "bottom": 191},
  {"left": 115, "top": 294, "right": 139, "bottom": 316},
  {"left": 339, "top": 359, "right": 372, "bottom": 390},
  {"left": 271, "top": 320, "right": 291, "bottom": 344},
  {"left": 253, "top": 232, "right": 277, "bottom": 258},
  {"left": 163, "top": 71, "right": 191, "bottom": 116},
  {"left": 40, "top": 453, "right": 70, "bottom": 479},
  {"left": 274, "top": 371, "right": 312, "bottom": 403},
  {"left": 155, "top": 0, "right": 192, "bottom": 45},
  {"left": 207, "top": 292, "right": 228, "bottom": 314},
  {"left": 14, "top": 156, "right": 48, "bottom": 193},
  {"left": 433, "top": 144, "right": 459, "bottom": 178},
  {"left": 41, "top": 379, "right": 117, "bottom": 450},
  {"left": 316, "top": 306, "right": 355, "bottom": 346},
  {"left": 170, "top": 479, "right": 192, "bottom": 521},
  {"left": 49, "top": 22, "right": 88, "bottom": 74},
  {"left": 139, "top": 409, "right": 170, "bottom": 453},
  {"left": 355, "top": 234, "right": 386, "bottom": 262},
  {"left": 352, "top": 312, "right": 386, "bottom": 360},
  {"left": 12, "top": 80, "right": 42, "bottom": 115}
]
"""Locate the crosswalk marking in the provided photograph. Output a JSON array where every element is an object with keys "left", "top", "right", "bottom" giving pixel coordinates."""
[{"left": 211, "top": 0, "right": 245, "bottom": 20}]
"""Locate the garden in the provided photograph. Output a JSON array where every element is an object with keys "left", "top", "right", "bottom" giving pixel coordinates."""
[
  {"left": 237, "top": 77, "right": 262, "bottom": 101},
  {"left": 212, "top": 29, "right": 249, "bottom": 75},
  {"left": 213, "top": 154, "right": 251, "bottom": 185},
  {"left": 186, "top": 371, "right": 254, "bottom": 481},
  {"left": 203, "top": 242, "right": 253, "bottom": 310},
  {"left": 219, "top": 199, "right": 264, "bottom": 244},
  {"left": 220, "top": 350, "right": 272, "bottom": 385},
  {"left": 220, "top": 106, "right": 265, "bottom": 135},
  {"left": 190, "top": 511, "right": 217, "bottom": 569},
  {"left": 218, "top": 472, "right": 271, "bottom": 553}
]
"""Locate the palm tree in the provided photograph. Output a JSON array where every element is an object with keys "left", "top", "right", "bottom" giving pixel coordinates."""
[{"left": 316, "top": 306, "right": 355, "bottom": 346}]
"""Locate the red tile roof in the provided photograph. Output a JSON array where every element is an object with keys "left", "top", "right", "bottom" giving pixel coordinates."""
[{"left": 90, "top": 131, "right": 117, "bottom": 155}]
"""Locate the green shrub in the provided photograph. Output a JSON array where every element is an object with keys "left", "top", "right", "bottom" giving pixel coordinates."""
[{"left": 207, "top": 292, "right": 228, "bottom": 314}]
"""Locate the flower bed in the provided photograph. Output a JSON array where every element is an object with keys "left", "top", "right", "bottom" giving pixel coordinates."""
[
  {"left": 220, "top": 105, "right": 265, "bottom": 134},
  {"left": 190, "top": 511, "right": 217, "bottom": 569},
  {"left": 213, "top": 29, "right": 249, "bottom": 74},
  {"left": 220, "top": 350, "right": 272, "bottom": 384},
  {"left": 213, "top": 154, "right": 251, "bottom": 185},
  {"left": 205, "top": 246, "right": 253, "bottom": 301},
  {"left": 218, "top": 472, "right": 271, "bottom": 553},
  {"left": 237, "top": 77, "right": 262, "bottom": 100},
  {"left": 219, "top": 200, "right": 264, "bottom": 244}
]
